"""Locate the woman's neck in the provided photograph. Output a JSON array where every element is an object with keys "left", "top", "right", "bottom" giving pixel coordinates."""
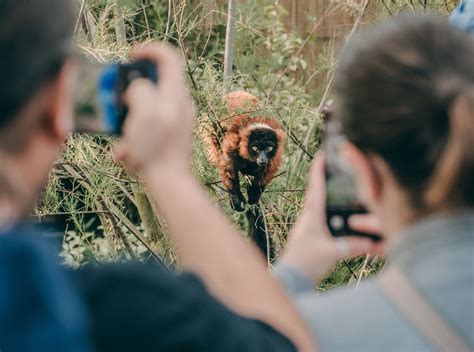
[{"left": 376, "top": 184, "right": 418, "bottom": 245}]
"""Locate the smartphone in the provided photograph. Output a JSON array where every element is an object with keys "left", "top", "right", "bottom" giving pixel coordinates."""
[
  {"left": 74, "top": 60, "right": 157, "bottom": 135},
  {"left": 324, "top": 116, "right": 381, "bottom": 242}
]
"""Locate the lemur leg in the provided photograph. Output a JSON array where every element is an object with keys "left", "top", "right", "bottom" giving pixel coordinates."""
[
  {"left": 247, "top": 171, "right": 265, "bottom": 205},
  {"left": 222, "top": 167, "right": 246, "bottom": 212}
]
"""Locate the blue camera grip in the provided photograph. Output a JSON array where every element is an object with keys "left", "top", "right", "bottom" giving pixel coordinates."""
[
  {"left": 98, "top": 65, "right": 119, "bottom": 135},
  {"left": 97, "top": 61, "right": 158, "bottom": 135}
]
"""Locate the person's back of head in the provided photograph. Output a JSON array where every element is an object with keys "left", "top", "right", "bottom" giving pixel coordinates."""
[
  {"left": 334, "top": 13, "right": 474, "bottom": 215},
  {"left": 0, "top": 0, "right": 76, "bottom": 222},
  {"left": 0, "top": 0, "right": 75, "bottom": 134}
]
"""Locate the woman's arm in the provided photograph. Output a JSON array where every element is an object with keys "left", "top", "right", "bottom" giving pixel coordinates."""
[
  {"left": 115, "top": 43, "right": 314, "bottom": 352},
  {"left": 277, "top": 155, "right": 382, "bottom": 284}
]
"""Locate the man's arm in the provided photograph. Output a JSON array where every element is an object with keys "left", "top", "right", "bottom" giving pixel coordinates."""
[
  {"left": 143, "top": 168, "right": 314, "bottom": 350},
  {"left": 115, "top": 43, "right": 314, "bottom": 351}
]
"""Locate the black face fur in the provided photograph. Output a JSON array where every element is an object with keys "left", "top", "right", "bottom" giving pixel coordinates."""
[{"left": 247, "top": 128, "right": 278, "bottom": 166}]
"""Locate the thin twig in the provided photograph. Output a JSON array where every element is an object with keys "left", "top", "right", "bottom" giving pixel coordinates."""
[
  {"left": 356, "top": 254, "right": 370, "bottom": 287},
  {"left": 108, "top": 206, "right": 138, "bottom": 261},
  {"left": 141, "top": 0, "right": 152, "bottom": 39},
  {"left": 343, "top": 259, "right": 359, "bottom": 281},
  {"left": 381, "top": 0, "right": 393, "bottom": 15},
  {"left": 74, "top": 0, "right": 87, "bottom": 35}
]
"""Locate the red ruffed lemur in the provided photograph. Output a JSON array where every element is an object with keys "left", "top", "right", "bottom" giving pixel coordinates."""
[{"left": 208, "top": 91, "right": 286, "bottom": 212}]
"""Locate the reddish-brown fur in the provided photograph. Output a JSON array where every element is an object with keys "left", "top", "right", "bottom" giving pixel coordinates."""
[{"left": 208, "top": 91, "right": 286, "bottom": 210}]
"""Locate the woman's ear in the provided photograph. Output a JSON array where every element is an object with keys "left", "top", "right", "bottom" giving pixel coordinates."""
[{"left": 340, "top": 143, "right": 382, "bottom": 211}]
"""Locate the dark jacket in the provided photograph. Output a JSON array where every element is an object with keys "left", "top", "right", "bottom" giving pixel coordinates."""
[
  {"left": 73, "top": 262, "right": 296, "bottom": 352},
  {"left": 0, "top": 226, "right": 90, "bottom": 351}
]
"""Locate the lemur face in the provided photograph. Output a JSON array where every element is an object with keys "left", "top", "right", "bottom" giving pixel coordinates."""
[{"left": 247, "top": 128, "right": 278, "bottom": 167}]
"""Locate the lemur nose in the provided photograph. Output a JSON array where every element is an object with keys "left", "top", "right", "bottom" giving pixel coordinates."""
[{"left": 257, "top": 151, "right": 268, "bottom": 166}]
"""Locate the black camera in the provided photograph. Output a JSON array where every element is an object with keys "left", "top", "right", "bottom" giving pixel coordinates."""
[{"left": 74, "top": 60, "right": 157, "bottom": 135}]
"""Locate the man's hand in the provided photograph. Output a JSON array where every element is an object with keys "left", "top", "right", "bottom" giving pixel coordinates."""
[
  {"left": 114, "top": 43, "right": 196, "bottom": 177},
  {"left": 279, "top": 154, "right": 384, "bottom": 283}
]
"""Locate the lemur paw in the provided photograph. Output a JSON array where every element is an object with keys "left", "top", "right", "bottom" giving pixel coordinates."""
[
  {"left": 248, "top": 194, "right": 261, "bottom": 205},
  {"left": 230, "top": 194, "right": 246, "bottom": 212},
  {"left": 248, "top": 188, "right": 263, "bottom": 205}
]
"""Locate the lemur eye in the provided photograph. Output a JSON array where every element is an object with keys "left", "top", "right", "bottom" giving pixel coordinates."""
[
  {"left": 252, "top": 146, "right": 258, "bottom": 151},
  {"left": 267, "top": 147, "right": 273, "bottom": 152}
]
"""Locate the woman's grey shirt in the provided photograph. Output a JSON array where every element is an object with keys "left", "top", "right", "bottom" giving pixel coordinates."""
[{"left": 275, "top": 211, "right": 474, "bottom": 351}]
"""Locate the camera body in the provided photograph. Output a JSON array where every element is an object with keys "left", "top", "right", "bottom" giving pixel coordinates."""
[
  {"left": 98, "top": 60, "right": 157, "bottom": 135},
  {"left": 73, "top": 60, "right": 157, "bottom": 135}
]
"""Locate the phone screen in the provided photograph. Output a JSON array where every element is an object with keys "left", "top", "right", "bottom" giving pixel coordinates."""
[{"left": 325, "top": 118, "right": 381, "bottom": 241}]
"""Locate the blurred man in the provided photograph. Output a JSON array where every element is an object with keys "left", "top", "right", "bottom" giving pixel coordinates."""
[{"left": 0, "top": 1, "right": 315, "bottom": 351}]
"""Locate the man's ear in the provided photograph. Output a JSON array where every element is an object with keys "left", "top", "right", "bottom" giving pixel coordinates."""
[
  {"left": 341, "top": 143, "right": 382, "bottom": 211},
  {"left": 44, "top": 59, "right": 78, "bottom": 142}
]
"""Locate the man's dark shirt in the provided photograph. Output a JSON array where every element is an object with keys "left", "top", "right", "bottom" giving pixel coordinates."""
[
  {"left": 0, "top": 227, "right": 90, "bottom": 352},
  {"left": 74, "top": 263, "right": 297, "bottom": 352},
  {"left": 0, "top": 224, "right": 296, "bottom": 351}
]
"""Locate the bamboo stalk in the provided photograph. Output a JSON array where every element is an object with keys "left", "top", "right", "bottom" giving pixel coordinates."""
[
  {"left": 110, "top": 0, "right": 127, "bottom": 47},
  {"left": 223, "top": 0, "right": 237, "bottom": 86},
  {"left": 131, "top": 183, "right": 168, "bottom": 248}
]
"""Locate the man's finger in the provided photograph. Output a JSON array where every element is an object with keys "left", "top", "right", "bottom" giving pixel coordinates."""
[
  {"left": 132, "top": 43, "right": 185, "bottom": 95},
  {"left": 112, "top": 142, "right": 126, "bottom": 165},
  {"left": 122, "top": 78, "right": 155, "bottom": 107}
]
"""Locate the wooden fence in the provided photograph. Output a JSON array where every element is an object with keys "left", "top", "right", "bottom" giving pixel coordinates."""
[
  {"left": 279, "top": 0, "right": 362, "bottom": 36},
  {"left": 201, "top": 0, "right": 374, "bottom": 77},
  {"left": 202, "top": 0, "right": 368, "bottom": 34},
  {"left": 278, "top": 0, "right": 365, "bottom": 69}
]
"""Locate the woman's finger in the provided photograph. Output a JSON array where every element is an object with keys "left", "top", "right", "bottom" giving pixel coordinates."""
[
  {"left": 304, "top": 153, "right": 326, "bottom": 224},
  {"left": 348, "top": 214, "right": 382, "bottom": 235},
  {"left": 340, "top": 237, "right": 378, "bottom": 257}
]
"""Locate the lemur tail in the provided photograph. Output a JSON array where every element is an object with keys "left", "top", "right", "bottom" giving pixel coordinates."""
[
  {"left": 206, "top": 131, "right": 222, "bottom": 166},
  {"left": 246, "top": 205, "right": 275, "bottom": 263}
]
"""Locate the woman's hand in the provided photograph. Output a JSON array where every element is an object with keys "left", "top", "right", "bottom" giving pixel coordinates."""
[
  {"left": 279, "top": 154, "right": 384, "bottom": 283},
  {"left": 114, "top": 43, "right": 196, "bottom": 178}
]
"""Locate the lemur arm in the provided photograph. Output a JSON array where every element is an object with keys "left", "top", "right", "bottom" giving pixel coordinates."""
[
  {"left": 220, "top": 131, "right": 246, "bottom": 211},
  {"left": 247, "top": 170, "right": 266, "bottom": 204},
  {"left": 220, "top": 151, "right": 246, "bottom": 211},
  {"left": 248, "top": 158, "right": 281, "bottom": 204}
]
